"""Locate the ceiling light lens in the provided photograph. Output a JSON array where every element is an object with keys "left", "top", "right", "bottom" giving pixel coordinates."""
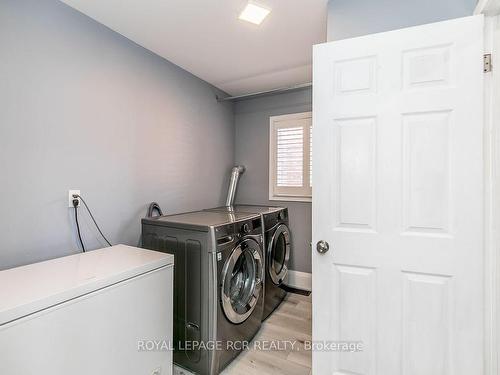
[{"left": 239, "top": 3, "right": 271, "bottom": 25}]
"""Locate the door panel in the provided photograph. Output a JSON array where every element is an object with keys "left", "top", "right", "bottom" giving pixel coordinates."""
[
  {"left": 402, "top": 272, "right": 452, "bottom": 375},
  {"left": 402, "top": 110, "right": 451, "bottom": 235},
  {"left": 336, "top": 264, "right": 377, "bottom": 375},
  {"left": 313, "top": 16, "right": 484, "bottom": 375},
  {"left": 335, "top": 117, "right": 376, "bottom": 231}
]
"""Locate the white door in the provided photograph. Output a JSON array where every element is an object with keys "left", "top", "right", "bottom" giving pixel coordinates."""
[{"left": 312, "top": 16, "right": 484, "bottom": 375}]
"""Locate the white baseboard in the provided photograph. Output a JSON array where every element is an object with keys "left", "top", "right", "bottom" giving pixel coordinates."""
[{"left": 285, "top": 270, "right": 312, "bottom": 291}]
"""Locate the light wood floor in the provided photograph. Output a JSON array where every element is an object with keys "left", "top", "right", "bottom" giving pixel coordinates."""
[{"left": 222, "top": 293, "right": 312, "bottom": 375}]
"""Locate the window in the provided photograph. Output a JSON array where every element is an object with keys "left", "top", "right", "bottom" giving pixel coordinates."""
[{"left": 269, "top": 112, "right": 312, "bottom": 202}]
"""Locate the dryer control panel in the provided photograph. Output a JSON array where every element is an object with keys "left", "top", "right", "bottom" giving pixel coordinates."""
[{"left": 264, "top": 208, "right": 288, "bottom": 230}]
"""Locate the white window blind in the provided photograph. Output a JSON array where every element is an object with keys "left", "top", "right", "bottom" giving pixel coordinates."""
[
  {"left": 277, "top": 126, "right": 304, "bottom": 187},
  {"left": 269, "top": 112, "right": 312, "bottom": 202},
  {"left": 309, "top": 125, "right": 313, "bottom": 188}
]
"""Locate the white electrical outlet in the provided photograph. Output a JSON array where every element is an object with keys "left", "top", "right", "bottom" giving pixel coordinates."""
[{"left": 68, "top": 190, "right": 81, "bottom": 208}]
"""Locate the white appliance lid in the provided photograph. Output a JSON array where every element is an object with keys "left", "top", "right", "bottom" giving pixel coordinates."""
[{"left": 0, "top": 245, "right": 174, "bottom": 326}]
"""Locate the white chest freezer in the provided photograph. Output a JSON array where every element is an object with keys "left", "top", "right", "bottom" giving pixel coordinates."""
[{"left": 0, "top": 245, "right": 174, "bottom": 375}]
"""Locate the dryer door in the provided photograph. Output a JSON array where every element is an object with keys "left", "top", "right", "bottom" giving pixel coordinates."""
[
  {"left": 268, "top": 224, "right": 291, "bottom": 285},
  {"left": 221, "top": 238, "right": 263, "bottom": 324}
]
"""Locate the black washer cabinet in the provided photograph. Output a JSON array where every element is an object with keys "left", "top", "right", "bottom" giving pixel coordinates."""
[{"left": 142, "top": 210, "right": 264, "bottom": 375}]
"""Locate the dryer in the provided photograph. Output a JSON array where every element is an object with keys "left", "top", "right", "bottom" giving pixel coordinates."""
[
  {"left": 205, "top": 205, "right": 290, "bottom": 321},
  {"left": 141, "top": 210, "right": 264, "bottom": 375}
]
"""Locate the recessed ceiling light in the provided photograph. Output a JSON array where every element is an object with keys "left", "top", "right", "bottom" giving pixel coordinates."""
[{"left": 238, "top": 2, "right": 271, "bottom": 25}]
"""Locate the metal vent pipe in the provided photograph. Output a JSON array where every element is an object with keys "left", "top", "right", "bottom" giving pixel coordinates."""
[{"left": 226, "top": 166, "right": 246, "bottom": 207}]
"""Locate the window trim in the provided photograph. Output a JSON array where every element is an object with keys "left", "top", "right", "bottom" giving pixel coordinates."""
[{"left": 269, "top": 111, "right": 312, "bottom": 203}]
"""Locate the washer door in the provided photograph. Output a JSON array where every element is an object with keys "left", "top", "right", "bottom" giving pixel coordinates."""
[
  {"left": 221, "top": 238, "right": 263, "bottom": 324},
  {"left": 268, "top": 224, "right": 291, "bottom": 285}
]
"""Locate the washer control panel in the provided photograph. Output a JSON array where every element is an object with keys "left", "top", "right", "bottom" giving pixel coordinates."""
[{"left": 235, "top": 217, "right": 261, "bottom": 235}]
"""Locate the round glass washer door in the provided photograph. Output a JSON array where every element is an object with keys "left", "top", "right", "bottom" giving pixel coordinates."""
[
  {"left": 221, "top": 238, "right": 263, "bottom": 324},
  {"left": 268, "top": 224, "right": 291, "bottom": 285}
]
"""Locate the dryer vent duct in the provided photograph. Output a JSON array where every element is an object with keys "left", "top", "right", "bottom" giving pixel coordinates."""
[{"left": 226, "top": 165, "right": 246, "bottom": 207}]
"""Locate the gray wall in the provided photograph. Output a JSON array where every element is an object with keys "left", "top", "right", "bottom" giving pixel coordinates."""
[
  {"left": 1, "top": 0, "right": 478, "bottom": 273},
  {"left": 0, "top": 0, "right": 234, "bottom": 270},
  {"left": 327, "top": 0, "right": 477, "bottom": 40},
  {"left": 234, "top": 89, "right": 313, "bottom": 273}
]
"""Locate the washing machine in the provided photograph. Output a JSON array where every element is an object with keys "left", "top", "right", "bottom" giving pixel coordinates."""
[
  {"left": 205, "top": 205, "right": 290, "bottom": 321},
  {"left": 141, "top": 210, "right": 264, "bottom": 375}
]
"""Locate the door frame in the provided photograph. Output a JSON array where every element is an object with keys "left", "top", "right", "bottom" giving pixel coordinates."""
[{"left": 475, "top": 1, "right": 500, "bottom": 374}]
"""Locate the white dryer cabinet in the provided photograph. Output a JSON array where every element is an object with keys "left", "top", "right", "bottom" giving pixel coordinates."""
[{"left": 0, "top": 245, "right": 174, "bottom": 375}]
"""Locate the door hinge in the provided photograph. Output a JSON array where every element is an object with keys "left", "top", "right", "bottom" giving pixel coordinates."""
[{"left": 484, "top": 54, "right": 492, "bottom": 73}]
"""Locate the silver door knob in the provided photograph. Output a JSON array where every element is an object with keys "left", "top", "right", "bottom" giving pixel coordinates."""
[{"left": 316, "top": 240, "right": 330, "bottom": 254}]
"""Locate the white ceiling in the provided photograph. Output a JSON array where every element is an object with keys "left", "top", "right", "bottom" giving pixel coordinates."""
[{"left": 60, "top": 0, "right": 328, "bottom": 96}]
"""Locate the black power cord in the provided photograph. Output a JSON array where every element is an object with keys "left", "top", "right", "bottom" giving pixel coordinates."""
[
  {"left": 73, "top": 198, "right": 85, "bottom": 252},
  {"left": 138, "top": 202, "right": 164, "bottom": 247},
  {"left": 73, "top": 194, "right": 112, "bottom": 247},
  {"left": 146, "top": 202, "right": 163, "bottom": 217}
]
